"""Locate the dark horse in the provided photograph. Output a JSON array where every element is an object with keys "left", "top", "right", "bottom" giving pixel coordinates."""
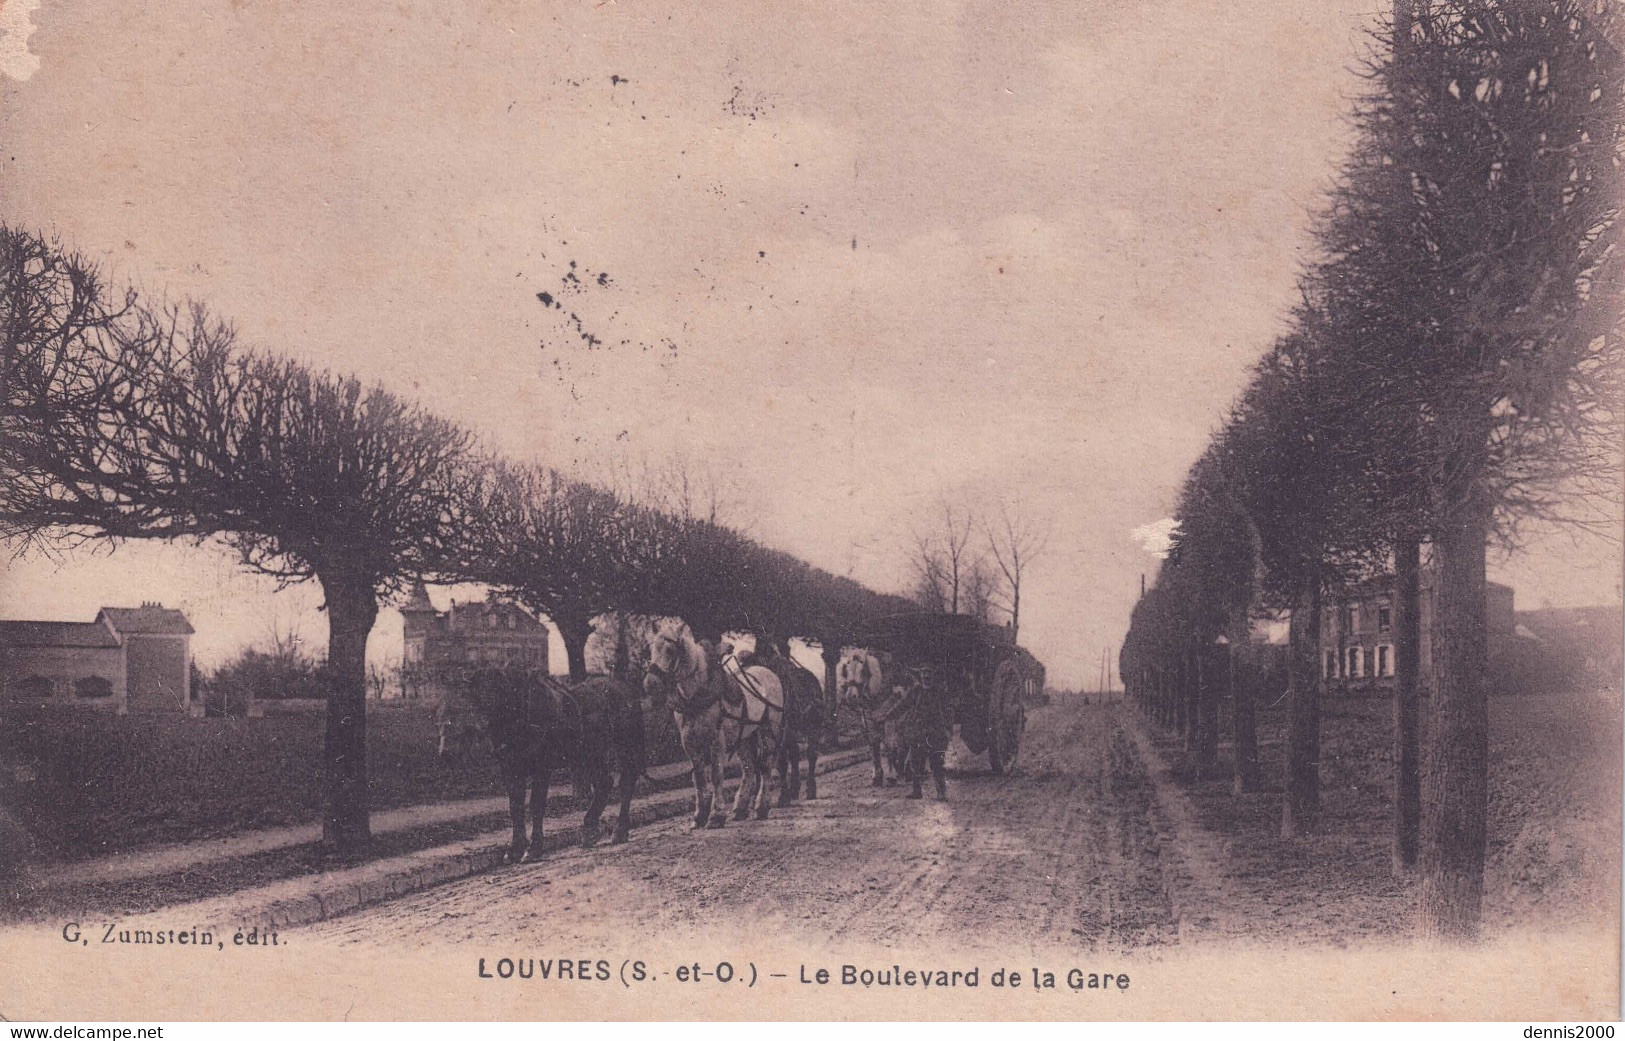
[
  {"left": 744, "top": 637, "right": 826, "bottom": 804},
  {"left": 461, "top": 667, "right": 646, "bottom": 862}
]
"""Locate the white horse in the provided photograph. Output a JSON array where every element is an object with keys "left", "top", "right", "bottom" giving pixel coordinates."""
[
  {"left": 644, "top": 626, "right": 786, "bottom": 828},
  {"left": 838, "top": 648, "right": 906, "bottom": 787}
]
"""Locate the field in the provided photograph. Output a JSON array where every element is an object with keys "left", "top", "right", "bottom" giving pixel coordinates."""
[
  {"left": 0, "top": 705, "right": 506, "bottom": 858},
  {"left": 0, "top": 698, "right": 786, "bottom": 861},
  {"left": 1142, "top": 685, "right": 1623, "bottom": 943}
]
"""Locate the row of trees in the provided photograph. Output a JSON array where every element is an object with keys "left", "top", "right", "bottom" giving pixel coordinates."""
[
  {"left": 0, "top": 226, "right": 914, "bottom": 853},
  {"left": 1121, "top": 0, "right": 1621, "bottom": 940}
]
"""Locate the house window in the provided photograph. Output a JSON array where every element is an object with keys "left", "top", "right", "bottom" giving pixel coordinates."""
[
  {"left": 1378, "top": 605, "right": 1392, "bottom": 633},
  {"left": 1324, "top": 650, "right": 1339, "bottom": 679},
  {"left": 1346, "top": 646, "right": 1364, "bottom": 678},
  {"left": 1376, "top": 644, "right": 1394, "bottom": 677},
  {"left": 74, "top": 676, "right": 113, "bottom": 698}
]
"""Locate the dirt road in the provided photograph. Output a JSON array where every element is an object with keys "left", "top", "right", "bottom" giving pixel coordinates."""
[{"left": 302, "top": 697, "right": 1177, "bottom": 954}]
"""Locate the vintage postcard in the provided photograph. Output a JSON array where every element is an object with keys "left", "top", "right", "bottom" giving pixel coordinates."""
[{"left": 0, "top": 0, "right": 1620, "bottom": 1024}]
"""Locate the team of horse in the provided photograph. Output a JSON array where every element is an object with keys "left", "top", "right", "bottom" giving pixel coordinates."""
[{"left": 450, "top": 624, "right": 949, "bottom": 862}]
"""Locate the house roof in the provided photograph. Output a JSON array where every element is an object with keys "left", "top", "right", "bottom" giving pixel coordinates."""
[
  {"left": 0, "top": 620, "right": 121, "bottom": 649},
  {"left": 444, "top": 599, "right": 547, "bottom": 634},
  {"left": 98, "top": 606, "right": 195, "bottom": 636}
]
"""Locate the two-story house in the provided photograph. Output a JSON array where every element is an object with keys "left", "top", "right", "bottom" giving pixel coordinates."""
[{"left": 1320, "top": 569, "right": 1514, "bottom": 693}]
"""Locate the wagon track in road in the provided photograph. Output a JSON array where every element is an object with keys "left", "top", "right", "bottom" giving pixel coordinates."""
[{"left": 300, "top": 699, "right": 1180, "bottom": 954}]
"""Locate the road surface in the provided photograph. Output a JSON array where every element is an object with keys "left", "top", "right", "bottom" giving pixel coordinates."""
[{"left": 301, "top": 697, "right": 1177, "bottom": 954}]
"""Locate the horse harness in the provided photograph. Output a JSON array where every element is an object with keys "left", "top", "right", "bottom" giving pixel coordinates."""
[
  {"left": 651, "top": 645, "right": 778, "bottom": 730},
  {"left": 874, "top": 665, "right": 932, "bottom": 727},
  {"left": 843, "top": 655, "right": 928, "bottom": 727},
  {"left": 716, "top": 654, "right": 780, "bottom": 729}
]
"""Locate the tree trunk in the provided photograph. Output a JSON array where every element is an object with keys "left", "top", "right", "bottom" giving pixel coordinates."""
[
  {"left": 1282, "top": 579, "right": 1322, "bottom": 838},
  {"left": 611, "top": 610, "right": 631, "bottom": 680},
  {"left": 556, "top": 612, "right": 592, "bottom": 682},
  {"left": 1172, "top": 656, "right": 1188, "bottom": 740},
  {"left": 1393, "top": 537, "right": 1423, "bottom": 874},
  {"left": 1230, "top": 622, "right": 1261, "bottom": 794},
  {"left": 319, "top": 575, "right": 379, "bottom": 855},
  {"left": 1197, "top": 643, "right": 1220, "bottom": 778},
  {"left": 1418, "top": 504, "right": 1490, "bottom": 940},
  {"left": 1182, "top": 649, "right": 1200, "bottom": 754},
  {"left": 821, "top": 640, "right": 841, "bottom": 745}
]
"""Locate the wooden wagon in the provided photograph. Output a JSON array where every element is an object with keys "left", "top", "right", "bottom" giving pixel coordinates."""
[{"left": 857, "top": 613, "right": 1045, "bottom": 774}]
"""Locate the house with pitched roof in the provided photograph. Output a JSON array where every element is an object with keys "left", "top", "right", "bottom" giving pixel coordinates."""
[
  {"left": 0, "top": 603, "right": 196, "bottom": 715},
  {"left": 398, "top": 581, "right": 549, "bottom": 699}
]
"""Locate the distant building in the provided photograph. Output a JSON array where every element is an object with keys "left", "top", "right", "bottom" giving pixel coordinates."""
[
  {"left": 0, "top": 603, "right": 196, "bottom": 715},
  {"left": 1320, "top": 570, "right": 1515, "bottom": 693},
  {"left": 398, "top": 582, "right": 549, "bottom": 698}
]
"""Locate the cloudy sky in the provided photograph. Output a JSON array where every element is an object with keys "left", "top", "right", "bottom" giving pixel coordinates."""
[{"left": 2, "top": 0, "right": 1618, "bottom": 687}]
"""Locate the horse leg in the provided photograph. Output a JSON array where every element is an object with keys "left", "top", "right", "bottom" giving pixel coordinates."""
[
  {"left": 522, "top": 768, "right": 550, "bottom": 861},
  {"left": 776, "top": 737, "right": 794, "bottom": 807},
  {"left": 732, "top": 738, "right": 755, "bottom": 821},
  {"left": 706, "top": 751, "right": 728, "bottom": 829},
  {"left": 754, "top": 751, "right": 773, "bottom": 820},
  {"left": 612, "top": 760, "right": 635, "bottom": 845},
  {"left": 580, "top": 755, "right": 611, "bottom": 847},
  {"left": 931, "top": 748, "right": 948, "bottom": 801},
  {"left": 906, "top": 746, "right": 925, "bottom": 800},
  {"left": 804, "top": 720, "right": 820, "bottom": 801},
  {"left": 689, "top": 755, "right": 711, "bottom": 830},
  {"left": 870, "top": 731, "right": 885, "bottom": 787},
  {"left": 788, "top": 728, "right": 803, "bottom": 801},
  {"left": 505, "top": 766, "right": 529, "bottom": 863}
]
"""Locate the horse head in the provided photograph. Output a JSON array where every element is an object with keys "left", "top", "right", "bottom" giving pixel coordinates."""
[
  {"left": 644, "top": 628, "right": 709, "bottom": 714},
  {"left": 838, "top": 648, "right": 891, "bottom": 705}
]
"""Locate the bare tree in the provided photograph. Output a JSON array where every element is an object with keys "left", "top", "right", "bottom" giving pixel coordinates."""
[
  {"left": 909, "top": 498, "right": 977, "bottom": 615},
  {"left": 985, "top": 501, "right": 1051, "bottom": 641},
  {"left": 2, "top": 230, "right": 485, "bottom": 852},
  {"left": 601, "top": 447, "right": 756, "bottom": 530},
  {"left": 963, "top": 557, "right": 999, "bottom": 624},
  {"left": 464, "top": 461, "right": 636, "bottom": 680}
]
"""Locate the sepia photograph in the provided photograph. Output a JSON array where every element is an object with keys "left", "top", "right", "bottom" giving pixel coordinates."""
[{"left": 0, "top": 0, "right": 1620, "bottom": 1024}]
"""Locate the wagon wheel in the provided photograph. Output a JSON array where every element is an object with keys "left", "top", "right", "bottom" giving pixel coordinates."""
[{"left": 988, "top": 659, "right": 1026, "bottom": 775}]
